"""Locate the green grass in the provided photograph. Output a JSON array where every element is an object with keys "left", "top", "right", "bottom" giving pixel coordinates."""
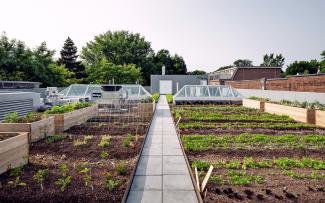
[{"left": 182, "top": 133, "right": 325, "bottom": 151}]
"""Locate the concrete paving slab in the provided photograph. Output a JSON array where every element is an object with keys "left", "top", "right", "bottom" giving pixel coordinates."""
[
  {"left": 131, "top": 175, "right": 162, "bottom": 191},
  {"left": 135, "top": 156, "right": 162, "bottom": 175},
  {"left": 163, "top": 148, "right": 183, "bottom": 156},
  {"left": 142, "top": 144, "right": 162, "bottom": 156},
  {"left": 127, "top": 191, "right": 162, "bottom": 203},
  {"left": 163, "top": 175, "right": 194, "bottom": 190},
  {"left": 163, "top": 191, "right": 197, "bottom": 203}
]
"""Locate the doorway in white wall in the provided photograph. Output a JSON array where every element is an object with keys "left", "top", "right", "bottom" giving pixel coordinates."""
[{"left": 159, "top": 80, "right": 172, "bottom": 94}]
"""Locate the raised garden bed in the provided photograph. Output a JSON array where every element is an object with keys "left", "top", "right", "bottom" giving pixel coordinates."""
[
  {"left": 242, "top": 98, "right": 265, "bottom": 110},
  {"left": 172, "top": 105, "right": 325, "bottom": 202},
  {"left": 0, "top": 113, "right": 54, "bottom": 143},
  {"left": 48, "top": 104, "right": 99, "bottom": 133},
  {"left": 316, "top": 110, "right": 325, "bottom": 127},
  {"left": 264, "top": 102, "right": 315, "bottom": 124},
  {"left": 0, "top": 105, "right": 152, "bottom": 202},
  {"left": 0, "top": 132, "right": 29, "bottom": 175}
]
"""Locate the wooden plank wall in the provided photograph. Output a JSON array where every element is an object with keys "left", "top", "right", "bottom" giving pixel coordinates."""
[{"left": 0, "top": 133, "right": 29, "bottom": 175}]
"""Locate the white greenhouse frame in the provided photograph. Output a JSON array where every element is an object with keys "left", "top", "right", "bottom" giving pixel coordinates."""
[
  {"left": 59, "top": 84, "right": 152, "bottom": 100},
  {"left": 173, "top": 85, "right": 242, "bottom": 103}
]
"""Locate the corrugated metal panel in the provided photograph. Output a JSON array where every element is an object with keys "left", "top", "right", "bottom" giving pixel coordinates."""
[{"left": 0, "top": 99, "right": 33, "bottom": 121}]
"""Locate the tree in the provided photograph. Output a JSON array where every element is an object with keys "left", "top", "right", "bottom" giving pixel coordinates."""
[
  {"left": 28, "top": 42, "right": 75, "bottom": 87},
  {"left": 153, "top": 49, "right": 187, "bottom": 75},
  {"left": 233, "top": 59, "right": 253, "bottom": 67},
  {"left": 261, "top": 53, "right": 285, "bottom": 67},
  {"left": 171, "top": 54, "right": 187, "bottom": 74},
  {"left": 187, "top": 70, "right": 207, "bottom": 75},
  {"left": 86, "top": 59, "right": 142, "bottom": 84},
  {"left": 0, "top": 33, "right": 32, "bottom": 80},
  {"left": 58, "top": 37, "right": 86, "bottom": 81},
  {"left": 285, "top": 60, "right": 319, "bottom": 76},
  {"left": 0, "top": 32, "right": 74, "bottom": 87},
  {"left": 154, "top": 49, "right": 173, "bottom": 74},
  {"left": 81, "top": 30, "right": 154, "bottom": 85},
  {"left": 320, "top": 50, "right": 325, "bottom": 73}
]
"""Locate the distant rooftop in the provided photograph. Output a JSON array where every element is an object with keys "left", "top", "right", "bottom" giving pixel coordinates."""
[{"left": 209, "top": 66, "right": 282, "bottom": 80}]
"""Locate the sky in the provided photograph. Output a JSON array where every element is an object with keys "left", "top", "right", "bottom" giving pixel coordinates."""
[{"left": 0, "top": 0, "right": 324, "bottom": 72}]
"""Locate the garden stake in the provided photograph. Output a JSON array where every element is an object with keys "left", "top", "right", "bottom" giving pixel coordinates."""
[{"left": 201, "top": 165, "right": 213, "bottom": 193}]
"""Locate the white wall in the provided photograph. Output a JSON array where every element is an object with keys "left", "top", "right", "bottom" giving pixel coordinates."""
[{"left": 237, "top": 89, "right": 325, "bottom": 104}]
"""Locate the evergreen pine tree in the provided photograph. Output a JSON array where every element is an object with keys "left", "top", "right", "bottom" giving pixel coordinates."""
[{"left": 59, "top": 37, "right": 86, "bottom": 81}]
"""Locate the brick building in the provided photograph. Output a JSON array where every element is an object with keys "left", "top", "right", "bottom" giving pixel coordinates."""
[{"left": 208, "top": 66, "right": 282, "bottom": 85}]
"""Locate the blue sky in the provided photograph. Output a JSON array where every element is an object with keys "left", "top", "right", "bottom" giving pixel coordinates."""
[{"left": 0, "top": 0, "right": 324, "bottom": 72}]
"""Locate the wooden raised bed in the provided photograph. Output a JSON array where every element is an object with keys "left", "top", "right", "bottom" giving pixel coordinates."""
[
  {"left": 0, "top": 117, "right": 54, "bottom": 143},
  {"left": 264, "top": 102, "right": 315, "bottom": 124},
  {"left": 242, "top": 98, "right": 265, "bottom": 110},
  {"left": 315, "top": 110, "right": 325, "bottom": 127},
  {"left": 0, "top": 132, "right": 29, "bottom": 175},
  {"left": 49, "top": 104, "right": 99, "bottom": 133}
]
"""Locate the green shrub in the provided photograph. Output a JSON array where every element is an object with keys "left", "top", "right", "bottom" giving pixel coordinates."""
[
  {"left": 151, "top": 93, "right": 160, "bottom": 103},
  {"left": 166, "top": 94, "right": 173, "bottom": 103}
]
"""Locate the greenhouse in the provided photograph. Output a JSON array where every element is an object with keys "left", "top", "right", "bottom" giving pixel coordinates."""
[
  {"left": 173, "top": 85, "right": 242, "bottom": 104},
  {"left": 59, "top": 84, "right": 152, "bottom": 100}
]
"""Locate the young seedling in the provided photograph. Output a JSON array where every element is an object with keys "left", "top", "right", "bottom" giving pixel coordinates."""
[
  {"left": 55, "top": 176, "right": 72, "bottom": 192},
  {"left": 84, "top": 135, "right": 93, "bottom": 141},
  {"left": 73, "top": 139, "right": 87, "bottom": 146},
  {"left": 46, "top": 134, "right": 66, "bottom": 144},
  {"left": 122, "top": 134, "right": 135, "bottom": 148},
  {"left": 33, "top": 169, "right": 49, "bottom": 191},
  {"left": 105, "top": 172, "right": 119, "bottom": 191},
  {"left": 8, "top": 177, "right": 27, "bottom": 188},
  {"left": 80, "top": 167, "right": 93, "bottom": 190},
  {"left": 100, "top": 151, "right": 109, "bottom": 159},
  {"left": 59, "top": 163, "right": 69, "bottom": 177},
  {"left": 116, "top": 161, "right": 127, "bottom": 175},
  {"left": 98, "top": 135, "right": 110, "bottom": 147},
  {"left": 9, "top": 166, "right": 23, "bottom": 177}
]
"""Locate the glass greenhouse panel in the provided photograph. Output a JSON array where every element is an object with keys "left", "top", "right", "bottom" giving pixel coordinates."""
[
  {"left": 174, "top": 85, "right": 242, "bottom": 104},
  {"left": 59, "top": 84, "right": 151, "bottom": 100}
]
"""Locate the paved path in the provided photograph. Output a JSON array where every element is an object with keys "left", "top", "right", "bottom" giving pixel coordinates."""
[{"left": 126, "top": 96, "right": 199, "bottom": 203}]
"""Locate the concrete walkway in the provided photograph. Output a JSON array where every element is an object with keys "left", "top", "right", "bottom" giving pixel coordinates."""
[{"left": 126, "top": 96, "right": 199, "bottom": 203}]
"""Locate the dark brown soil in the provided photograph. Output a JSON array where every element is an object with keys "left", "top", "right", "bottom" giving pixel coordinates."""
[
  {"left": 173, "top": 105, "right": 325, "bottom": 203},
  {"left": 0, "top": 120, "right": 149, "bottom": 203}
]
